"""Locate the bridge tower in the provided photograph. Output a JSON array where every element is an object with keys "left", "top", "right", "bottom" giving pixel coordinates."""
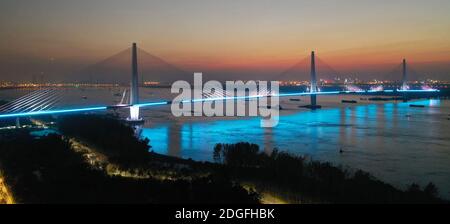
[
  {"left": 401, "top": 58, "right": 408, "bottom": 90},
  {"left": 127, "top": 43, "right": 142, "bottom": 122},
  {"left": 304, "top": 51, "right": 321, "bottom": 109},
  {"left": 310, "top": 51, "right": 317, "bottom": 106},
  {"left": 401, "top": 58, "right": 409, "bottom": 102}
]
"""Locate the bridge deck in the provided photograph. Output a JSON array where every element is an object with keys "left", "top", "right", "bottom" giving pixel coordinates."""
[{"left": 0, "top": 89, "right": 440, "bottom": 119}]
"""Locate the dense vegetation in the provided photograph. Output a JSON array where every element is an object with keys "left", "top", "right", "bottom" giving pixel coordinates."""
[
  {"left": 58, "top": 114, "right": 151, "bottom": 167},
  {"left": 0, "top": 130, "right": 259, "bottom": 203},
  {"left": 213, "top": 142, "right": 443, "bottom": 203},
  {"left": 57, "top": 115, "right": 214, "bottom": 179}
]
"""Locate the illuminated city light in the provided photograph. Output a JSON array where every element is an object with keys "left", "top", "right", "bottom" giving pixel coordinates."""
[
  {"left": 421, "top": 85, "right": 434, "bottom": 90},
  {"left": 345, "top": 85, "right": 364, "bottom": 92},
  {"left": 0, "top": 177, "right": 15, "bottom": 204},
  {"left": 370, "top": 85, "right": 384, "bottom": 92}
]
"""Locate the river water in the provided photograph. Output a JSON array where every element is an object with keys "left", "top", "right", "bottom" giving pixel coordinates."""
[{"left": 1, "top": 87, "right": 449, "bottom": 198}]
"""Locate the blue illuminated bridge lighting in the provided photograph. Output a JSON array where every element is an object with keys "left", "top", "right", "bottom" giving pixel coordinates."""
[
  {"left": 0, "top": 89, "right": 440, "bottom": 119},
  {"left": 0, "top": 106, "right": 108, "bottom": 119}
]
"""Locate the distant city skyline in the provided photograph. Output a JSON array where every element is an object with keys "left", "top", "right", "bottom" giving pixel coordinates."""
[{"left": 1, "top": 0, "right": 449, "bottom": 82}]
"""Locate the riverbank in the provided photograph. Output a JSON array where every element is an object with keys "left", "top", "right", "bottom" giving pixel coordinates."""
[
  {"left": 0, "top": 114, "right": 446, "bottom": 203},
  {"left": 57, "top": 115, "right": 445, "bottom": 203}
]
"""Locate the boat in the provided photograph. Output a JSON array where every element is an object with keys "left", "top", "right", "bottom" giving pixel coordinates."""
[
  {"left": 300, "top": 105, "right": 322, "bottom": 109},
  {"left": 369, "top": 97, "right": 404, "bottom": 101},
  {"left": 409, "top": 104, "right": 425, "bottom": 108},
  {"left": 289, "top": 98, "right": 301, "bottom": 101},
  {"left": 342, "top": 100, "right": 357, "bottom": 104},
  {"left": 259, "top": 105, "right": 283, "bottom": 110},
  {"left": 368, "top": 97, "right": 390, "bottom": 101}
]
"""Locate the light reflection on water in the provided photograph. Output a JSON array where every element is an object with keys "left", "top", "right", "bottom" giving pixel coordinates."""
[{"left": 140, "top": 98, "right": 450, "bottom": 198}]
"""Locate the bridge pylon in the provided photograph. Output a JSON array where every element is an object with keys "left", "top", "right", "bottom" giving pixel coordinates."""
[
  {"left": 401, "top": 58, "right": 408, "bottom": 90},
  {"left": 302, "top": 51, "right": 322, "bottom": 110},
  {"left": 127, "top": 43, "right": 144, "bottom": 123},
  {"left": 401, "top": 58, "right": 409, "bottom": 102}
]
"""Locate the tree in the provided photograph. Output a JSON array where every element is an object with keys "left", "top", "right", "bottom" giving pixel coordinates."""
[{"left": 424, "top": 182, "right": 438, "bottom": 198}]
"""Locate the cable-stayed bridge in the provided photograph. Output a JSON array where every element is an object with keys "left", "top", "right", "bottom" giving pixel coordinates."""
[{"left": 0, "top": 43, "right": 441, "bottom": 120}]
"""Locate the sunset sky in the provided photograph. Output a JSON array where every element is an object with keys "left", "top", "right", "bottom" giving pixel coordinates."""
[{"left": 1, "top": 0, "right": 449, "bottom": 81}]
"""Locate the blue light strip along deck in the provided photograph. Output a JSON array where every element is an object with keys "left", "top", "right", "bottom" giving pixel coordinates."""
[
  {"left": 0, "top": 89, "right": 440, "bottom": 119},
  {"left": 0, "top": 106, "right": 108, "bottom": 118}
]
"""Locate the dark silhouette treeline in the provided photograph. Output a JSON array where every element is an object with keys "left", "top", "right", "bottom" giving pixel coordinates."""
[
  {"left": 58, "top": 114, "right": 151, "bottom": 167},
  {"left": 57, "top": 114, "right": 208, "bottom": 178},
  {"left": 213, "top": 142, "right": 444, "bottom": 203},
  {"left": 0, "top": 130, "right": 259, "bottom": 203}
]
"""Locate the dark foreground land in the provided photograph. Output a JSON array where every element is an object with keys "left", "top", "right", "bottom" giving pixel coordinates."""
[{"left": 0, "top": 115, "right": 445, "bottom": 204}]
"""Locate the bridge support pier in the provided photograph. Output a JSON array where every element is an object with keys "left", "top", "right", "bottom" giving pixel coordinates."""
[
  {"left": 15, "top": 117, "right": 20, "bottom": 128},
  {"left": 402, "top": 92, "right": 408, "bottom": 102},
  {"left": 311, "top": 95, "right": 317, "bottom": 108}
]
